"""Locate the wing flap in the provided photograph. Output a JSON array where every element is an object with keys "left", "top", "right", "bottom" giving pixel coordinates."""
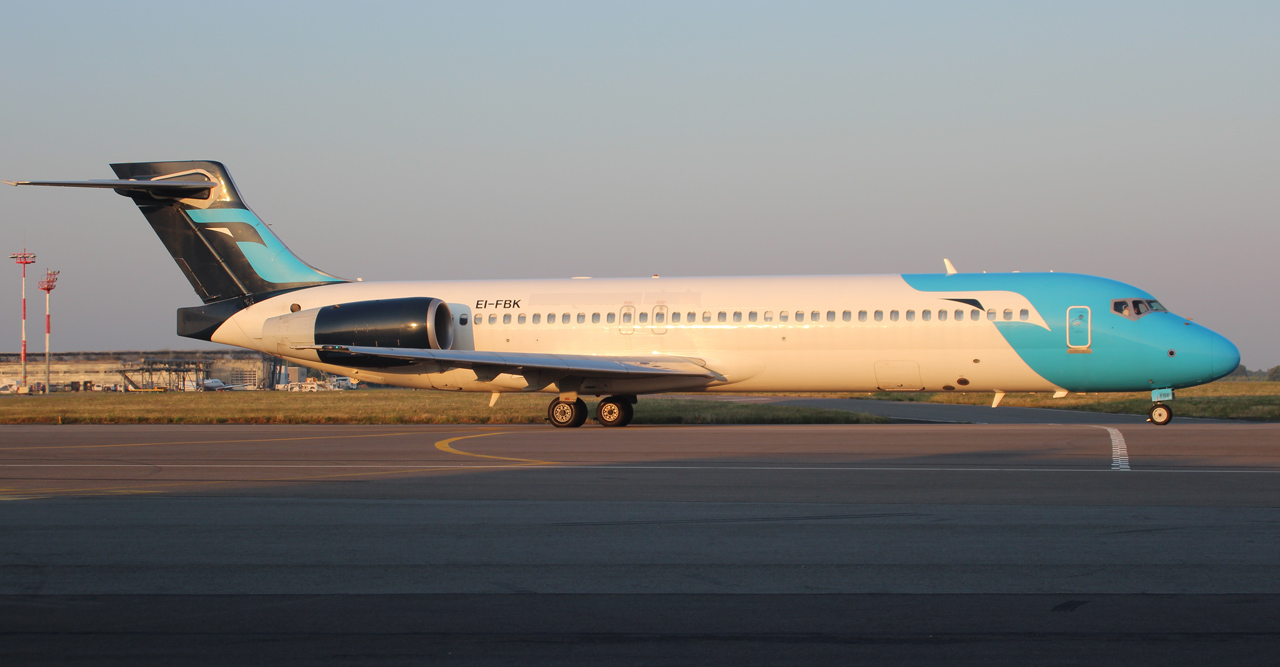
[{"left": 296, "top": 344, "right": 716, "bottom": 380}]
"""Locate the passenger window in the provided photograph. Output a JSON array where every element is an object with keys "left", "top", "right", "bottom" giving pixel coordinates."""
[
  {"left": 607, "top": 312, "right": 616, "bottom": 324},
  {"left": 577, "top": 313, "right": 586, "bottom": 324},
  {"left": 518, "top": 314, "right": 526, "bottom": 324},
  {"left": 795, "top": 311, "right": 804, "bottom": 322},
  {"left": 639, "top": 312, "right": 648, "bottom": 324},
  {"left": 890, "top": 310, "right": 899, "bottom": 321},
  {"left": 672, "top": 312, "right": 681, "bottom": 323},
  {"left": 874, "top": 310, "right": 883, "bottom": 322},
  {"left": 858, "top": 310, "right": 867, "bottom": 322},
  {"left": 1020, "top": 309, "right": 1029, "bottom": 321},
  {"left": 1003, "top": 309, "right": 1013, "bottom": 321},
  {"left": 592, "top": 313, "right": 600, "bottom": 324},
  {"left": 906, "top": 310, "right": 915, "bottom": 321},
  {"left": 811, "top": 311, "right": 820, "bottom": 322},
  {"left": 955, "top": 309, "right": 964, "bottom": 320},
  {"left": 938, "top": 310, "right": 948, "bottom": 321},
  {"left": 546, "top": 313, "right": 555, "bottom": 324},
  {"left": 779, "top": 311, "right": 789, "bottom": 322},
  {"left": 764, "top": 311, "right": 773, "bottom": 322},
  {"left": 654, "top": 311, "right": 664, "bottom": 324},
  {"left": 623, "top": 312, "right": 632, "bottom": 324},
  {"left": 688, "top": 311, "right": 696, "bottom": 322},
  {"left": 922, "top": 310, "right": 931, "bottom": 321},
  {"left": 562, "top": 312, "right": 570, "bottom": 323},
  {"left": 826, "top": 311, "right": 835, "bottom": 322},
  {"left": 842, "top": 310, "right": 851, "bottom": 322},
  {"left": 503, "top": 314, "right": 512, "bottom": 324},
  {"left": 460, "top": 314, "right": 470, "bottom": 326},
  {"left": 987, "top": 309, "right": 996, "bottom": 321},
  {"left": 749, "top": 311, "right": 757, "bottom": 322},
  {"left": 531, "top": 313, "right": 540, "bottom": 324},
  {"left": 733, "top": 311, "right": 742, "bottom": 322},
  {"left": 489, "top": 314, "right": 497, "bottom": 325},
  {"left": 718, "top": 311, "right": 727, "bottom": 323}
]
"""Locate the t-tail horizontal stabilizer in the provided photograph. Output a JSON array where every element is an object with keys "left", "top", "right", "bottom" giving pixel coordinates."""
[{"left": 5, "top": 161, "right": 345, "bottom": 306}]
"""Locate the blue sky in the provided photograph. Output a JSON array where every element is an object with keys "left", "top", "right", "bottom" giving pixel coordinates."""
[{"left": 2, "top": 1, "right": 1278, "bottom": 368}]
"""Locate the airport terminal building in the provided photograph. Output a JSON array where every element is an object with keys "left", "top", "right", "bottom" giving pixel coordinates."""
[{"left": 0, "top": 350, "right": 279, "bottom": 392}]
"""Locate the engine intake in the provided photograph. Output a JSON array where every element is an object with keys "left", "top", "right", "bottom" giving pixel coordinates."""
[{"left": 313, "top": 297, "right": 454, "bottom": 350}]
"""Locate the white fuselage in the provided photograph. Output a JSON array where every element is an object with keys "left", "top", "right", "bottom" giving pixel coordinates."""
[{"left": 212, "top": 274, "right": 1061, "bottom": 395}]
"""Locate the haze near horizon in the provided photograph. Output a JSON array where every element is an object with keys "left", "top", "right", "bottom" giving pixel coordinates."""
[{"left": 2, "top": 2, "right": 1277, "bottom": 368}]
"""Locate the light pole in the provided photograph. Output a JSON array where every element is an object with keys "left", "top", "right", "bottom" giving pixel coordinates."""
[
  {"left": 10, "top": 250, "right": 36, "bottom": 391},
  {"left": 39, "top": 270, "right": 59, "bottom": 395}
]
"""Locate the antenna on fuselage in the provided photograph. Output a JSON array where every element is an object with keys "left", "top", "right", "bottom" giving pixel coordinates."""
[{"left": 943, "top": 258, "right": 958, "bottom": 275}]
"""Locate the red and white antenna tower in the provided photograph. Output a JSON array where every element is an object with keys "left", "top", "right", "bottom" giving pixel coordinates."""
[
  {"left": 9, "top": 250, "right": 36, "bottom": 390},
  {"left": 39, "top": 269, "right": 59, "bottom": 395}
]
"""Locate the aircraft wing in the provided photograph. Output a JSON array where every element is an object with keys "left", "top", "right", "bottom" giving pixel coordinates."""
[{"left": 295, "top": 344, "right": 717, "bottom": 383}]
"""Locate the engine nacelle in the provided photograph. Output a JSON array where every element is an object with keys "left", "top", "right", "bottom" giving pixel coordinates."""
[{"left": 262, "top": 297, "right": 454, "bottom": 360}]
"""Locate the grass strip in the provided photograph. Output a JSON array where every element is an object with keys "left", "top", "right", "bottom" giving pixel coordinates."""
[
  {"left": 841, "top": 381, "right": 1280, "bottom": 420},
  {"left": 0, "top": 391, "right": 883, "bottom": 425}
]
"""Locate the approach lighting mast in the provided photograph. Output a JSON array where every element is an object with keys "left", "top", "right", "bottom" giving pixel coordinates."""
[
  {"left": 39, "top": 270, "right": 59, "bottom": 395},
  {"left": 10, "top": 250, "right": 36, "bottom": 390}
]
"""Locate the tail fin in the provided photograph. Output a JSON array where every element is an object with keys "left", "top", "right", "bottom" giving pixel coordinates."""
[
  {"left": 107, "top": 161, "right": 345, "bottom": 303},
  {"left": 6, "top": 160, "right": 346, "bottom": 304}
]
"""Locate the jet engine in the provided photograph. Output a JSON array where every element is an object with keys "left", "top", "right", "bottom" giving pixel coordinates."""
[{"left": 262, "top": 297, "right": 454, "bottom": 360}]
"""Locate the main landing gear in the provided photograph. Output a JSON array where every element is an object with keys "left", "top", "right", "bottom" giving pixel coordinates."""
[
  {"left": 1148, "top": 402, "right": 1173, "bottom": 426},
  {"left": 595, "top": 396, "right": 636, "bottom": 428},
  {"left": 547, "top": 395, "right": 637, "bottom": 428}
]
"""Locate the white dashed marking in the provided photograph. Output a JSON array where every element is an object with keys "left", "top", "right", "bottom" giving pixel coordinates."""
[{"left": 1104, "top": 427, "right": 1130, "bottom": 471}]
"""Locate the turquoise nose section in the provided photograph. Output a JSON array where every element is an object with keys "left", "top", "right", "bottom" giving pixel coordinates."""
[{"left": 1209, "top": 330, "right": 1241, "bottom": 382}]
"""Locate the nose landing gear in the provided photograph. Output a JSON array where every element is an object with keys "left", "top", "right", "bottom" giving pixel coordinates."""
[
  {"left": 1148, "top": 402, "right": 1172, "bottom": 426},
  {"left": 1148, "top": 388, "right": 1174, "bottom": 426}
]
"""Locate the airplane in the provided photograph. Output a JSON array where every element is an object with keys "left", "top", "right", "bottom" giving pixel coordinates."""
[
  {"left": 181, "top": 379, "right": 252, "bottom": 392},
  {"left": 5, "top": 161, "right": 1239, "bottom": 426}
]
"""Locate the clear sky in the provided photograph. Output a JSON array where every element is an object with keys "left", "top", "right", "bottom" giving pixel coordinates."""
[{"left": 2, "top": 1, "right": 1277, "bottom": 368}]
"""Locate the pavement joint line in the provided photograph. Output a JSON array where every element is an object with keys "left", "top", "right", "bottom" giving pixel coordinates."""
[
  {"left": 4, "top": 464, "right": 1278, "bottom": 476},
  {"left": 0, "top": 430, "right": 467, "bottom": 452}
]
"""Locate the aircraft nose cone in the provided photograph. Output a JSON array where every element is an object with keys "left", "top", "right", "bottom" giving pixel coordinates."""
[{"left": 1209, "top": 331, "right": 1241, "bottom": 382}]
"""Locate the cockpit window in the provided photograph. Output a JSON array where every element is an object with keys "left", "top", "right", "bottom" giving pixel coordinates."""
[{"left": 1112, "top": 298, "right": 1165, "bottom": 321}]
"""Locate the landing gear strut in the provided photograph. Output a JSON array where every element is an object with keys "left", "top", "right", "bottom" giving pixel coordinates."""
[
  {"left": 595, "top": 395, "right": 636, "bottom": 428},
  {"left": 1148, "top": 402, "right": 1172, "bottom": 426},
  {"left": 548, "top": 397, "right": 588, "bottom": 428}
]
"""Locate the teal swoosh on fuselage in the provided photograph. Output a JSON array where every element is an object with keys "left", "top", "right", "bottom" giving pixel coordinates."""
[{"left": 902, "top": 273, "right": 1223, "bottom": 391}]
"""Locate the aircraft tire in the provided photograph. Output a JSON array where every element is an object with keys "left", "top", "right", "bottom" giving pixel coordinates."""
[
  {"left": 1148, "top": 402, "right": 1172, "bottom": 426},
  {"left": 596, "top": 397, "right": 634, "bottom": 428},
  {"left": 548, "top": 398, "right": 588, "bottom": 428}
]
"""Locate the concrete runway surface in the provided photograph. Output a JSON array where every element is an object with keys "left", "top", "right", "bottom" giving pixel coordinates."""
[{"left": 1, "top": 421, "right": 1278, "bottom": 665}]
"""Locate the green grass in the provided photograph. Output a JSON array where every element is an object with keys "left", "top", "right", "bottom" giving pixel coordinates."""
[
  {"left": 0, "top": 391, "right": 883, "bottom": 425},
  {"left": 839, "top": 381, "right": 1280, "bottom": 421}
]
